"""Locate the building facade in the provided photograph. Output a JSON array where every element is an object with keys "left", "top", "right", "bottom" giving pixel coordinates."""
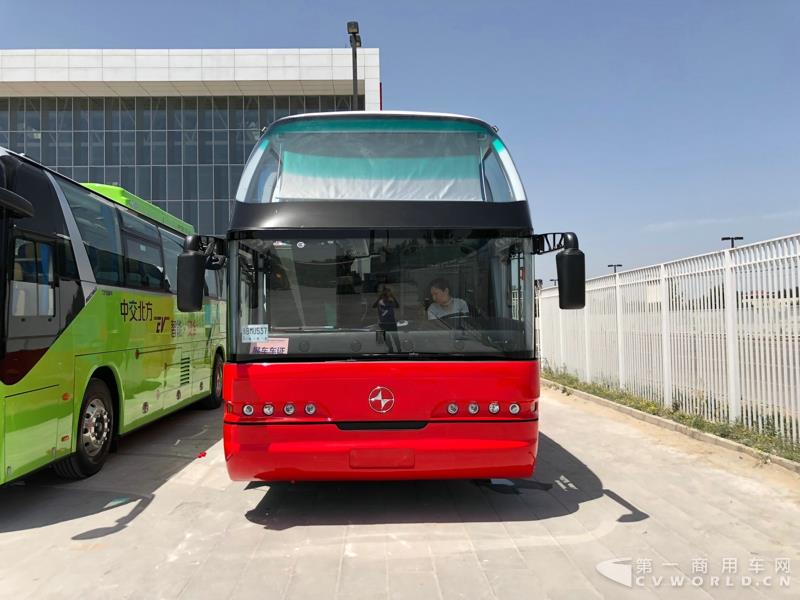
[{"left": 0, "top": 49, "right": 381, "bottom": 235}]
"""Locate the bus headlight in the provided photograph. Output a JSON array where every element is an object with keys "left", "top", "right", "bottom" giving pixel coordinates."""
[
  {"left": 263, "top": 404, "right": 274, "bottom": 416},
  {"left": 488, "top": 402, "right": 500, "bottom": 414},
  {"left": 509, "top": 403, "right": 520, "bottom": 415},
  {"left": 468, "top": 402, "right": 479, "bottom": 415},
  {"left": 447, "top": 403, "right": 459, "bottom": 415},
  {"left": 284, "top": 403, "right": 296, "bottom": 416},
  {"left": 242, "top": 404, "right": 254, "bottom": 416},
  {"left": 304, "top": 403, "right": 316, "bottom": 415}
]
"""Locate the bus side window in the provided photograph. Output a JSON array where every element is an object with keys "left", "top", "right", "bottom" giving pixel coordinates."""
[
  {"left": 482, "top": 149, "right": 514, "bottom": 203},
  {"left": 217, "top": 267, "right": 226, "bottom": 299},
  {"left": 159, "top": 228, "right": 184, "bottom": 294},
  {"left": 205, "top": 269, "right": 218, "bottom": 299},
  {"left": 119, "top": 210, "right": 164, "bottom": 291},
  {"left": 11, "top": 237, "right": 55, "bottom": 318},
  {"left": 57, "top": 179, "right": 124, "bottom": 286},
  {"left": 123, "top": 236, "right": 165, "bottom": 290}
]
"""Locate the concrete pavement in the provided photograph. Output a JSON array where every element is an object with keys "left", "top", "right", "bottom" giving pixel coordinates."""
[{"left": 1, "top": 386, "right": 798, "bottom": 600}]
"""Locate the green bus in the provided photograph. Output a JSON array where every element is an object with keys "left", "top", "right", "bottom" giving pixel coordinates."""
[{"left": 0, "top": 148, "right": 226, "bottom": 484}]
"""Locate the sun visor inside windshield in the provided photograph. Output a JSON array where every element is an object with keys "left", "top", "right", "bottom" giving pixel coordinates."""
[{"left": 274, "top": 132, "right": 484, "bottom": 202}]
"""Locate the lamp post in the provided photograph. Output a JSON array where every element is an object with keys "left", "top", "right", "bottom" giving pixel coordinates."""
[
  {"left": 721, "top": 236, "right": 743, "bottom": 249},
  {"left": 608, "top": 263, "right": 622, "bottom": 274},
  {"left": 347, "top": 21, "right": 362, "bottom": 111},
  {"left": 549, "top": 278, "right": 558, "bottom": 286}
]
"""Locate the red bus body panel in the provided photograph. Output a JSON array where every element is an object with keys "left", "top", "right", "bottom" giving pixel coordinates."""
[{"left": 222, "top": 361, "right": 540, "bottom": 481}]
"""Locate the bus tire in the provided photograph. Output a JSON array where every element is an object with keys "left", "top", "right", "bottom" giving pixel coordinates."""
[
  {"left": 198, "top": 353, "right": 224, "bottom": 410},
  {"left": 53, "top": 378, "right": 115, "bottom": 479}
]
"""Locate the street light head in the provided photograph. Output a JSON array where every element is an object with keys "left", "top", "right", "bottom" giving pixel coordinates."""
[
  {"left": 354, "top": 34, "right": 362, "bottom": 48},
  {"left": 347, "top": 21, "right": 359, "bottom": 34},
  {"left": 721, "top": 235, "right": 744, "bottom": 248}
]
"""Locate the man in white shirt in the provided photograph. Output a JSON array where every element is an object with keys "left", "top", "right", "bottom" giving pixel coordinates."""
[{"left": 427, "top": 278, "right": 469, "bottom": 320}]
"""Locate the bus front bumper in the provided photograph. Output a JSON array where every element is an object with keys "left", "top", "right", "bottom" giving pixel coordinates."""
[{"left": 223, "top": 420, "right": 538, "bottom": 481}]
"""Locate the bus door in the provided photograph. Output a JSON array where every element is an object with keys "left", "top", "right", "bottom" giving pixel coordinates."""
[{"left": 0, "top": 158, "right": 77, "bottom": 479}]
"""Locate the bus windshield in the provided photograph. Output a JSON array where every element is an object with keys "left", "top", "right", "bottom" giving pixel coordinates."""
[
  {"left": 230, "top": 230, "right": 533, "bottom": 361},
  {"left": 235, "top": 117, "right": 526, "bottom": 203}
]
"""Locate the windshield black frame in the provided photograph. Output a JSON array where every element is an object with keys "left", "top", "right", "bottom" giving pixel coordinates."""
[{"left": 228, "top": 228, "right": 535, "bottom": 363}]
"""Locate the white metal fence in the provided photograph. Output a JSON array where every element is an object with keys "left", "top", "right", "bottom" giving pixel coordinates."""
[{"left": 539, "top": 233, "right": 800, "bottom": 444}]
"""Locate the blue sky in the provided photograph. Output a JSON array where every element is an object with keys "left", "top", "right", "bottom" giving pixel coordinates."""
[{"left": 4, "top": 0, "right": 799, "bottom": 280}]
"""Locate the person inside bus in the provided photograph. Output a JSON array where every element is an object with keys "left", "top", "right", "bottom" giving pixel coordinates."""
[
  {"left": 427, "top": 277, "right": 469, "bottom": 320},
  {"left": 373, "top": 285, "right": 400, "bottom": 352}
]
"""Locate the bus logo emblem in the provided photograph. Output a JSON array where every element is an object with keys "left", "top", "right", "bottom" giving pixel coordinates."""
[{"left": 368, "top": 387, "right": 395, "bottom": 413}]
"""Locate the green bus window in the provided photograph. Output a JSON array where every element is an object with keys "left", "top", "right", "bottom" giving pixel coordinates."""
[
  {"left": 205, "top": 268, "right": 218, "bottom": 299},
  {"left": 35, "top": 242, "right": 55, "bottom": 316},
  {"left": 124, "top": 236, "right": 164, "bottom": 291},
  {"left": 57, "top": 236, "right": 80, "bottom": 280},
  {"left": 11, "top": 238, "right": 55, "bottom": 317},
  {"left": 120, "top": 209, "right": 160, "bottom": 241},
  {"left": 58, "top": 179, "right": 124, "bottom": 286},
  {"left": 160, "top": 228, "right": 184, "bottom": 293}
]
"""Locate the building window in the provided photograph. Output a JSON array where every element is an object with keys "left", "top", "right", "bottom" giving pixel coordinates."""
[{"left": 1, "top": 93, "right": 352, "bottom": 235}]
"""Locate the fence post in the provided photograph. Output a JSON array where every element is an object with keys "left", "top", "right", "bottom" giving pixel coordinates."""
[
  {"left": 723, "top": 249, "right": 741, "bottom": 422},
  {"left": 615, "top": 273, "right": 626, "bottom": 388},
  {"left": 584, "top": 296, "right": 591, "bottom": 381},
  {"left": 660, "top": 264, "right": 672, "bottom": 409},
  {"left": 558, "top": 303, "right": 565, "bottom": 371}
]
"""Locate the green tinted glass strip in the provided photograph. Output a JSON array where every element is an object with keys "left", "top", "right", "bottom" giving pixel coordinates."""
[{"left": 281, "top": 151, "right": 479, "bottom": 180}]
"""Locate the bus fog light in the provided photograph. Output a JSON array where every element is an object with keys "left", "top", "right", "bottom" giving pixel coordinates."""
[
  {"left": 242, "top": 404, "right": 254, "bottom": 416},
  {"left": 304, "top": 403, "right": 316, "bottom": 415},
  {"left": 284, "top": 403, "right": 296, "bottom": 416},
  {"left": 263, "top": 404, "right": 274, "bottom": 416},
  {"left": 447, "top": 403, "right": 459, "bottom": 415},
  {"left": 531, "top": 401, "right": 538, "bottom": 414},
  {"left": 468, "top": 403, "right": 479, "bottom": 415},
  {"left": 509, "top": 403, "right": 520, "bottom": 415},
  {"left": 488, "top": 402, "right": 500, "bottom": 414}
]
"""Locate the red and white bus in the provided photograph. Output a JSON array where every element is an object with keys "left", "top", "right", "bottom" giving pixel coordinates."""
[{"left": 178, "top": 111, "right": 584, "bottom": 481}]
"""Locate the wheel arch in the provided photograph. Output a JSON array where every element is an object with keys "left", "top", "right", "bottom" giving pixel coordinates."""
[{"left": 86, "top": 366, "right": 122, "bottom": 436}]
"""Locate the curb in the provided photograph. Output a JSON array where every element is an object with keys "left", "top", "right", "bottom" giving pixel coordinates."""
[{"left": 540, "top": 378, "right": 800, "bottom": 477}]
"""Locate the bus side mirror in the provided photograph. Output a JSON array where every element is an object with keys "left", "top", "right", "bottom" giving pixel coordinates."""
[
  {"left": 556, "top": 248, "right": 585, "bottom": 309},
  {"left": 0, "top": 187, "right": 34, "bottom": 219},
  {"left": 177, "top": 251, "right": 206, "bottom": 312}
]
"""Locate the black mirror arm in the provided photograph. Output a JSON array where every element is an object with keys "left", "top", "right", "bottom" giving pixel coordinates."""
[
  {"left": 206, "top": 254, "right": 226, "bottom": 271},
  {"left": 533, "top": 232, "right": 580, "bottom": 255},
  {"left": 191, "top": 234, "right": 226, "bottom": 270}
]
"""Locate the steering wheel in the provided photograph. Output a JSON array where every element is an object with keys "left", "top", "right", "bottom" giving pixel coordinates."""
[{"left": 434, "top": 312, "right": 472, "bottom": 328}]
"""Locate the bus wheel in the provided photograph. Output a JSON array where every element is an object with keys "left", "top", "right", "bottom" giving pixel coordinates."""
[
  {"left": 53, "top": 378, "right": 115, "bottom": 479},
  {"left": 198, "top": 353, "right": 224, "bottom": 410}
]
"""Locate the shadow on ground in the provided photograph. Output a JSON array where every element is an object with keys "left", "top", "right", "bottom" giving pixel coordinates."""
[
  {"left": 0, "top": 403, "right": 222, "bottom": 538},
  {"left": 244, "top": 433, "right": 648, "bottom": 530}
]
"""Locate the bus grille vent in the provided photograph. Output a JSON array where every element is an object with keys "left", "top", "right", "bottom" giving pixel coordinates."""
[{"left": 180, "top": 356, "right": 191, "bottom": 386}]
